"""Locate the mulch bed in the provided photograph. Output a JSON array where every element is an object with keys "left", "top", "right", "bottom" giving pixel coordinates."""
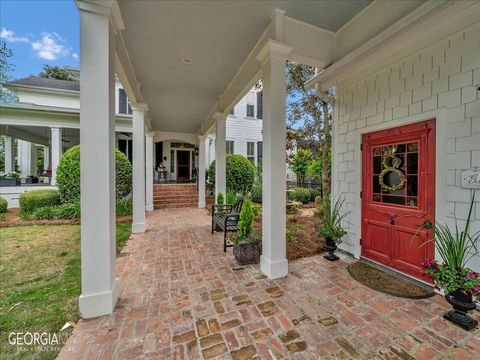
[
  {"left": 253, "top": 205, "right": 325, "bottom": 261},
  {"left": 0, "top": 208, "right": 132, "bottom": 228}
]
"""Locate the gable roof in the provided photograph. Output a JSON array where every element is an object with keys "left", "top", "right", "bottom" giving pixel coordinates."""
[{"left": 6, "top": 76, "right": 80, "bottom": 92}]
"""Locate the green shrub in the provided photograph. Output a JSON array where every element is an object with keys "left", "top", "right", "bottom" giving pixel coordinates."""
[
  {"left": 308, "top": 188, "right": 322, "bottom": 202},
  {"left": 216, "top": 192, "right": 224, "bottom": 205},
  {"left": 116, "top": 197, "right": 133, "bottom": 216},
  {"left": 56, "top": 145, "right": 132, "bottom": 203},
  {"left": 208, "top": 154, "right": 255, "bottom": 194},
  {"left": 31, "top": 206, "right": 57, "bottom": 220},
  {"left": 19, "top": 189, "right": 61, "bottom": 213},
  {"left": 55, "top": 202, "right": 81, "bottom": 220},
  {"left": 0, "top": 197, "right": 7, "bottom": 213},
  {"left": 226, "top": 192, "right": 237, "bottom": 205},
  {"left": 314, "top": 196, "right": 324, "bottom": 217},
  {"left": 250, "top": 184, "right": 262, "bottom": 203},
  {"left": 290, "top": 187, "right": 310, "bottom": 204}
]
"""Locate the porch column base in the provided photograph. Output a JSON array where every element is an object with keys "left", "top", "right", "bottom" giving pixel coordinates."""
[
  {"left": 260, "top": 256, "right": 288, "bottom": 279},
  {"left": 145, "top": 204, "right": 154, "bottom": 212},
  {"left": 79, "top": 278, "right": 119, "bottom": 318},
  {"left": 132, "top": 222, "right": 146, "bottom": 233},
  {"left": 198, "top": 201, "right": 206, "bottom": 209}
]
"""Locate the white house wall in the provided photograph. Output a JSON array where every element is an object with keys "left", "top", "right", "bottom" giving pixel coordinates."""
[
  {"left": 17, "top": 90, "right": 79, "bottom": 109},
  {"left": 333, "top": 20, "right": 480, "bottom": 272}
]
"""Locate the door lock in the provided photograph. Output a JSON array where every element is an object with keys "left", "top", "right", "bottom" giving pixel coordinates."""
[{"left": 390, "top": 217, "right": 395, "bottom": 225}]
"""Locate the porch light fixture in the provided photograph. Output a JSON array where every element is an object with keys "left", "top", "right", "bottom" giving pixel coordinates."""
[
  {"left": 195, "top": 146, "right": 199, "bottom": 156},
  {"left": 182, "top": 58, "right": 192, "bottom": 64}
]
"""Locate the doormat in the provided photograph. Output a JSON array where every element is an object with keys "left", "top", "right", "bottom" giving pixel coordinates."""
[{"left": 348, "top": 261, "right": 435, "bottom": 299}]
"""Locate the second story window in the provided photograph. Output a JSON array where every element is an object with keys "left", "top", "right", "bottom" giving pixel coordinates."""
[
  {"left": 118, "top": 88, "right": 133, "bottom": 114},
  {"left": 246, "top": 104, "right": 255, "bottom": 118},
  {"left": 226, "top": 140, "right": 234, "bottom": 155}
]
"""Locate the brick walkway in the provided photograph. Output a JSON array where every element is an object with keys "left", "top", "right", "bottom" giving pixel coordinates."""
[{"left": 59, "top": 208, "right": 480, "bottom": 360}]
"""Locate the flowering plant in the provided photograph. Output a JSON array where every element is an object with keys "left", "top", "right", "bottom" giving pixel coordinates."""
[
  {"left": 422, "top": 259, "right": 480, "bottom": 300},
  {"left": 421, "top": 192, "right": 479, "bottom": 300}
]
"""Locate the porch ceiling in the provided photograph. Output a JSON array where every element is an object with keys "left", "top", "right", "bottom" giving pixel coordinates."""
[{"left": 117, "top": 0, "right": 372, "bottom": 134}]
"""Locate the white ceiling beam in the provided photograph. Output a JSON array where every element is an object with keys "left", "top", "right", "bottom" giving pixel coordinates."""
[{"left": 0, "top": 125, "right": 49, "bottom": 146}]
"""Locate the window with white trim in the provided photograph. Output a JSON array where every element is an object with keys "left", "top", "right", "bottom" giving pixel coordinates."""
[
  {"left": 226, "top": 140, "right": 234, "bottom": 155},
  {"left": 246, "top": 104, "right": 255, "bottom": 118},
  {"left": 247, "top": 142, "right": 255, "bottom": 164}
]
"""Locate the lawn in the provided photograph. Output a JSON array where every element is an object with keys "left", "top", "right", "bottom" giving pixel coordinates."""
[{"left": 0, "top": 222, "right": 132, "bottom": 359}]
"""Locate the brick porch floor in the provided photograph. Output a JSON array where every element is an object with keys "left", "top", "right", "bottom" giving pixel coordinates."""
[{"left": 59, "top": 208, "right": 480, "bottom": 360}]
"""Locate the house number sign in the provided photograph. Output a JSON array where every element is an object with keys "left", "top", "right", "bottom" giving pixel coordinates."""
[{"left": 461, "top": 169, "right": 480, "bottom": 189}]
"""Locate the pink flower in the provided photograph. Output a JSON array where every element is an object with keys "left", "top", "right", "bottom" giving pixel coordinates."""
[{"left": 467, "top": 272, "right": 479, "bottom": 279}]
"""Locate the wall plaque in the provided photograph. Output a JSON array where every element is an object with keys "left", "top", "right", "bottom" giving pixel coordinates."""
[{"left": 461, "top": 169, "right": 480, "bottom": 189}]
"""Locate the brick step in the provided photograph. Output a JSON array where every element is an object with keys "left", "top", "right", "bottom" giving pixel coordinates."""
[
  {"left": 153, "top": 192, "right": 199, "bottom": 196},
  {"left": 154, "top": 200, "right": 198, "bottom": 205},
  {"left": 154, "top": 203, "right": 197, "bottom": 209}
]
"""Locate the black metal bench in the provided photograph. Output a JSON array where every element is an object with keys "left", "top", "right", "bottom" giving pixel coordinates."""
[{"left": 211, "top": 198, "right": 244, "bottom": 252}]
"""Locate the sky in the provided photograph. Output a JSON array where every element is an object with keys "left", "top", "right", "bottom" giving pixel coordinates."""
[{"left": 0, "top": 0, "right": 79, "bottom": 80}]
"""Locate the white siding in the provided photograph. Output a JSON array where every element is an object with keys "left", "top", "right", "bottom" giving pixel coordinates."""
[{"left": 333, "top": 21, "right": 480, "bottom": 271}]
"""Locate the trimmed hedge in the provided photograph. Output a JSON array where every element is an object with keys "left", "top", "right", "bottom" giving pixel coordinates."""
[
  {"left": 0, "top": 197, "right": 7, "bottom": 213},
  {"left": 250, "top": 184, "right": 262, "bottom": 204},
  {"left": 308, "top": 188, "right": 322, "bottom": 202},
  {"left": 56, "top": 145, "right": 132, "bottom": 203},
  {"left": 208, "top": 154, "right": 255, "bottom": 194},
  {"left": 290, "top": 187, "right": 311, "bottom": 204},
  {"left": 19, "top": 189, "right": 61, "bottom": 213}
]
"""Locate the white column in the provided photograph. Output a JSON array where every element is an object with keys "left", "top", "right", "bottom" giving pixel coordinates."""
[
  {"left": 145, "top": 132, "right": 154, "bottom": 212},
  {"left": 43, "top": 145, "right": 50, "bottom": 172},
  {"left": 78, "top": 3, "right": 118, "bottom": 318},
  {"left": 198, "top": 135, "right": 206, "bottom": 208},
  {"left": 215, "top": 115, "right": 226, "bottom": 198},
  {"left": 50, "top": 128, "right": 62, "bottom": 185},
  {"left": 18, "top": 140, "right": 36, "bottom": 177},
  {"left": 131, "top": 103, "right": 148, "bottom": 232},
  {"left": 257, "top": 40, "right": 292, "bottom": 279},
  {"left": 4, "top": 136, "right": 15, "bottom": 173}
]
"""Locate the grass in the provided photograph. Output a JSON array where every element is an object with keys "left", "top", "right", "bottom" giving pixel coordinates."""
[{"left": 0, "top": 221, "right": 132, "bottom": 359}]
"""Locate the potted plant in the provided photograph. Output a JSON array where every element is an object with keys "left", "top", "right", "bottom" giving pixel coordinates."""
[
  {"left": 421, "top": 193, "right": 479, "bottom": 330},
  {"left": 0, "top": 171, "right": 20, "bottom": 186},
  {"left": 319, "top": 197, "right": 349, "bottom": 261},
  {"left": 232, "top": 197, "right": 260, "bottom": 265}
]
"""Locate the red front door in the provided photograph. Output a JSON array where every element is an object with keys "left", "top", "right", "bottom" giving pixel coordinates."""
[{"left": 361, "top": 119, "right": 435, "bottom": 281}]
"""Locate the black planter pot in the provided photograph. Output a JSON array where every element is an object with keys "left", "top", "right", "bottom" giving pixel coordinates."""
[
  {"left": 324, "top": 236, "right": 339, "bottom": 261},
  {"left": 233, "top": 242, "right": 260, "bottom": 266},
  {"left": 444, "top": 290, "right": 478, "bottom": 330}
]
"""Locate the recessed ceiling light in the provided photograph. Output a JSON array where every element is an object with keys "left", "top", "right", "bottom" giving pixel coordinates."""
[{"left": 182, "top": 58, "right": 192, "bottom": 64}]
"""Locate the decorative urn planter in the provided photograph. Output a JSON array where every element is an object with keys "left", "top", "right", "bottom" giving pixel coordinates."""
[
  {"left": 233, "top": 242, "right": 260, "bottom": 266},
  {"left": 444, "top": 290, "right": 478, "bottom": 330},
  {"left": 324, "top": 236, "right": 339, "bottom": 261}
]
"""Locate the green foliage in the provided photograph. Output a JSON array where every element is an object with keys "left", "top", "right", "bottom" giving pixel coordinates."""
[
  {"left": 116, "top": 197, "right": 133, "bottom": 216},
  {"left": 308, "top": 188, "right": 322, "bottom": 202},
  {"left": 422, "top": 193, "right": 479, "bottom": 270},
  {"left": 289, "top": 149, "right": 313, "bottom": 184},
  {"left": 255, "top": 163, "right": 262, "bottom": 184},
  {"left": 250, "top": 183, "right": 262, "bottom": 204},
  {"left": 314, "top": 196, "right": 324, "bottom": 217},
  {"left": 290, "top": 187, "right": 311, "bottom": 204},
  {"left": 0, "top": 40, "right": 18, "bottom": 104},
  {"left": 234, "top": 197, "right": 256, "bottom": 245},
  {"left": 208, "top": 154, "right": 255, "bottom": 194},
  {"left": 39, "top": 65, "right": 74, "bottom": 81},
  {"left": 54, "top": 202, "right": 81, "bottom": 220},
  {"left": 307, "top": 158, "right": 322, "bottom": 181},
  {"left": 0, "top": 196, "right": 7, "bottom": 213},
  {"left": 226, "top": 192, "right": 238, "bottom": 205},
  {"left": 216, "top": 192, "right": 224, "bottom": 205},
  {"left": 423, "top": 260, "right": 480, "bottom": 299},
  {"left": 56, "top": 146, "right": 132, "bottom": 203},
  {"left": 319, "top": 197, "right": 350, "bottom": 243},
  {"left": 19, "top": 189, "right": 61, "bottom": 213}
]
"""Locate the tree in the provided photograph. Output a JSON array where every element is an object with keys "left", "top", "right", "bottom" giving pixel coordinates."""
[
  {"left": 286, "top": 61, "right": 333, "bottom": 204},
  {"left": 289, "top": 148, "right": 313, "bottom": 185},
  {"left": 39, "top": 65, "right": 74, "bottom": 81},
  {"left": 0, "top": 40, "right": 18, "bottom": 104}
]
